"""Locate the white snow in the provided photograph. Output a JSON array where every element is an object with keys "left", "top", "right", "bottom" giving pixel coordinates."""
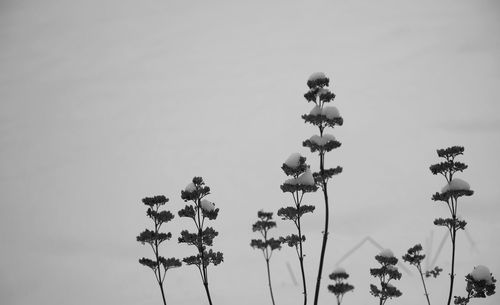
[
  {"left": 322, "top": 106, "right": 340, "bottom": 119},
  {"left": 200, "top": 199, "right": 215, "bottom": 212},
  {"left": 309, "top": 105, "right": 322, "bottom": 116},
  {"left": 308, "top": 72, "right": 327, "bottom": 82},
  {"left": 323, "top": 134, "right": 336, "bottom": 142},
  {"left": 386, "top": 283, "right": 395, "bottom": 289},
  {"left": 284, "top": 169, "right": 315, "bottom": 186},
  {"left": 379, "top": 249, "right": 394, "bottom": 258},
  {"left": 442, "top": 178, "right": 471, "bottom": 193},
  {"left": 310, "top": 134, "right": 336, "bottom": 146},
  {"left": 317, "top": 88, "right": 329, "bottom": 96},
  {"left": 471, "top": 265, "right": 493, "bottom": 284},
  {"left": 332, "top": 267, "right": 346, "bottom": 274},
  {"left": 310, "top": 135, "right": 322, "bottom": 145},
  {"left": 387, "top": 265, "right": 398, "bottom": 271},
  {"left": 285, "top": 153, "right": 303, "bottom": 169},
  {"left": 297, "top": 168, "right": 315, "bottom": 185},
  {"left": 185, "top": 182, "right": 196, "bottom": 192}
]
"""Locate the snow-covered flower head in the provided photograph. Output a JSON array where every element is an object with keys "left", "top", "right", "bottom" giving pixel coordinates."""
[
  {"left": 470, "top": 265, "right": 494, "bottom": 284},
  {"left": 308, "top": 72, "right": 327, "bottom": 82},
  {"left": 329, "top": 267, "right": 350, "bottom": 281},
  {"left": 322, "top": 106, "right": 340, "bottom": 119},
  {"left": 307, "top": 72, "right": 329, "bottom": 89},
  {"left": 297, "top": 168, "right": 315, "bottom": 186},
  {"left": 309, "top": 105, "right": 322, "bottom": 116},
  {"left": 185, "top": 182, "right": 196, "bottom": 193},
  {"left": 441, "top": 178, "right": 470, "bottom": 193},
  {"left": 285, "top": 153, "right": 303, "bottom": 169},
  {"left": 200, "top": 199, "right": 216, "bottom": 212},
  {"left": 309, "top": 134, "right": 336, "bottom": 147},
  {"left": 379, "top": 249, "right": 394, "bottom": 258}
]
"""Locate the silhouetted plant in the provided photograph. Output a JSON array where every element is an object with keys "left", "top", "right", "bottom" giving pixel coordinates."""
[
  {"left": 402, "top": 243, "right": 441, "bottom": 305},
  {"left": 454, "top": 265, "right": 496, "bottom": 305},
  {"left": 251, "top": 211, "right": 282, "bottom": 305},
  {"left": 430, "top": 146, "right": 474, "bottom": 305},
  {"left": 302, "top": 72, "right": 343, "bottom": 305},
  {"left": 426, "top": 266, "right": 444, "bottom": 279},
  {"left": 327, "top": 267, "right": 354, "bottom": 305},
  {"left": 370, "top": 249, "right": 402, "bottom": 305},
  {"left": 178, "top": 177, "right": 223, "bottom": 305},
  {"left": 278, "top": 153, "right": 317, "bottom": 305},
  {"left": 137, "top": 195, "right": 181, "bottom": 305}
]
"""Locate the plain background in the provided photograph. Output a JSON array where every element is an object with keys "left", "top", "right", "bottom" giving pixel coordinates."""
[{"left": 1, "top": 0, "right": 499, "bottom": 304}]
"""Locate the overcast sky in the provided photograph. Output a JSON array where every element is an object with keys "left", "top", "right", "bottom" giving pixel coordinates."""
[{"left": 1, "top": 0, "right": 500, "bottom": 304}]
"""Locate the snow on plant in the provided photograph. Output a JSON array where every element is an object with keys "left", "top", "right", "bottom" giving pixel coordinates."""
[
  {"left": 402, "top": 244, "right": 442, "bottom": 305},
  {"left": 178, "top": 177, "right": 223, "bottom": 305},
  {"left": 327, "top": 267, "right": 354, "bottom": 305},
  {"left": 136, "top": 195, "right": 181, "bottom": 305},
  {"left": 430, "top": 146, "right": 474, "bottom": 305},
  {"left": 250, "top": 211, "right": 282, "bottom": 305},
  {"left": 454, "top": 265, "right": 496, "bottom": 305},
  {"left": 302, "top": 72, "right": 343, "bottom": 305},
  {"left": 370, "top": 249, "right": 402, "bottom": 305},
  {"left": 278, "top": 152, "right": 317, "bottom": 305}
]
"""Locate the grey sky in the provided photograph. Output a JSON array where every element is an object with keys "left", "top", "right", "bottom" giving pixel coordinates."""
[{"left": 1, "top": 0, "right": 499, "bottom": 304}]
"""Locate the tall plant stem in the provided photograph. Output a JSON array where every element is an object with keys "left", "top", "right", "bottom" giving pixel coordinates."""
[
  {"left": 297, "top": 213, "right": 308, "bottom": 305},
  {"left": 445, "top": 184, "right": 457, "bottom": 305},
  {"left": 158, "top": 280, "right": 167, "bottom": 305},
  {"left": 313, "top": 151, "right": 329, "bottom": 305},
  {"left": 446, "top": 226, "right": 457, "bottom": 305},
  {"left": 265, "top": 258, "right": 276, "bottom": 305},
  {"left": 153, "top": 218, "right": 167, "bottom": 305},
  {"left": 154, "top": 243, "right": 167, "bottom": 305},
  {"left": 417, "top": 265, "right": 431, "bottom": 305},
  {"left": 196, "top": 198, "right": 214, "bottom": 305},
  {"left": 203, "top": 282, "right": 214, "bottom": 305},
  {"left": 201, "top": 251, "right": 213, "bottom": 305}
]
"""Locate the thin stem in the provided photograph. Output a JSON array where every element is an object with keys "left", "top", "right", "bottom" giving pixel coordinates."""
[
  {"left": 152, "top": 205, "right": 167, "bottom": 305},
  {"left": 197, "top": 265, "right": 204, "bottom": 282},
  {"left": 158, "top": 280, "right": 167, "bottom": 305},
  {"left": 444, "top": 163, "right": 456, "bottom": 305},
  {"left": 297, "top": 208, "right": 308, "bottom": 305},
  {"left": 313, "top": 151, "right": 329, "bottom": 305},
  {"left": 446, "top": 227, "right": 457, "bottom": 305},
  {"left": 195, "top": 197, "right": 213, "bottom": 305},
  {"left": 265, "top": 258, "right": 277, "bottom": 305},
  {"left": 154, "top": 240, "right": 167, "bottom": 305},
  {"left": 417, "top": 265, "right": 432, "bottom": 305},
  {"left": 203, "top": 282, "right": 214, "bottom": 305}
]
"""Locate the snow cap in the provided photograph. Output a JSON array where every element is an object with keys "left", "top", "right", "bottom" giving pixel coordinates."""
[
  {"left": 297, "top": 168, "right": 315, "bottom": 186},
  {"left": 322, "top": 106, "right": 340, "bottom": 119},
  {"left": 285, "top": 153, "right": 303, "bottom": 169},
  {"left": 284, "top": 178, "right": 298, "bottom": 185},
  {"left": 309, "top": 105, "right": 322, "bottom": 116},
  {"left": 317, "top": 88, "right": 329, "bottom": 96},
  {"left": 310, "top": 134, "right": 336, "bottom": 146},
  {"left": 470, "top": 265, "right": 493, "bottom": 284},
  {"left": 442, "top": 178, "right": 471, "bottom": 193},
  {"left": 200, "top": 199, "right": 216, "bottom": 212},
  {"left": 308, "top": 72, "right": 327, "bottom": 82},
  {"left": 185, "top": 182, "right": 196, "bottom": 192},
  {"left": 332, "top": 267, "right": 346, "bottom": 274},
  {"left": 379, "top": 248, "right": 394, "bottom": 258}
]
